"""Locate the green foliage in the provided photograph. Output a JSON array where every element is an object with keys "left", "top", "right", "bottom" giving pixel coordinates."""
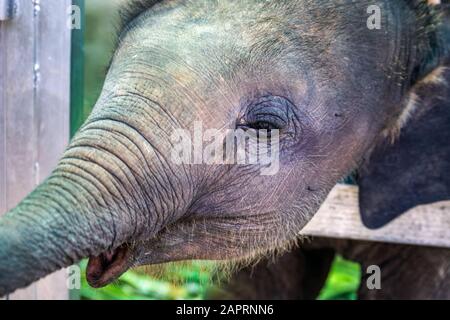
[
  {"left": 79, "top": 260, "right": 213, "bottom": 300},
  {"left": 80, "top": 256, "right": 360, "bottom": 300},
  {"left": 318, "top": 256, "right": 361, "bottom": 300}
]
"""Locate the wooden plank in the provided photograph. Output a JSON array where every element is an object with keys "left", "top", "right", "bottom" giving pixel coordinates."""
[
  {"left": 0, "top": 17, "right": 5, "bottom": 301},
  {"left": 0, "top": 0, "right": 38, "bottom": 300},
  {"left": 34, "top": 0, "right": 71, "bottom": 301},
  {"left": 0, "top": 13, "right": 7, "bottom": 226},
  {"left": 0, "top": 0, "right": 71, "bottom": 300},
  {"left": 302, "top": 184, "right": 450, "bottom": 248}
]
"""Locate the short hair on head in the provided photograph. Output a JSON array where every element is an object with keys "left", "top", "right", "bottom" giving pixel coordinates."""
[{"left": 117, "top": 0, "right": 163, "bottom": 35}]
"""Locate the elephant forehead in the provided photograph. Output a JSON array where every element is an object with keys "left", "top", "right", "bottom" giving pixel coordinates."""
[
  {"left": 113, "top": 0, "right": 405, "bottom": 88},
  {"left": 115, "top": 1, "right": 340, "bottom": 65}
]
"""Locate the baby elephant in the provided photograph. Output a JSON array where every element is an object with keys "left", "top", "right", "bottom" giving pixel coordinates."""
[{"left": 0, "top": 0, "right": 449, "bottom": 298}]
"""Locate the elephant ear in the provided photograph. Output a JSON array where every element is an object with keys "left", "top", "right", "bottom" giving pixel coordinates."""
[{"left": 358, "top": 4, "right": 450, "bottom": 229}]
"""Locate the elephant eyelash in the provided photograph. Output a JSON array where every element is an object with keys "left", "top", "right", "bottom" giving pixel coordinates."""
[{"left": 237, "top": 120, "right": 284, "bottom": 131}]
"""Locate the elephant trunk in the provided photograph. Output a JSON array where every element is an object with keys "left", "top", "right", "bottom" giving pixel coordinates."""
[
  {"left": 0, "top": 168, "right": 134, "bottom": 296},
  {"left": 0, "top": 112, "right": 186, "bottom": 295}
]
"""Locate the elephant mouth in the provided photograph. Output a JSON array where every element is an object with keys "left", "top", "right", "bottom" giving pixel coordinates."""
[{"left": 86, "top": 243, "right": 133, "bottom": 288}]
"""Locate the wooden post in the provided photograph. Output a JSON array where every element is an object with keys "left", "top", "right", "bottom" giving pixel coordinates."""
[{"left": 0, "top": 0, "right": 72, "bottom": 299}]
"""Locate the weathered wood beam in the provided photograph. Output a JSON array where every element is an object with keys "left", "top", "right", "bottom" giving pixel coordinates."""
[
  {"left": 302, "top": 184, "right": 450, "bottom": 248},
  {"left": 0, "top": 0, "right": 71, "bottom": 300}
]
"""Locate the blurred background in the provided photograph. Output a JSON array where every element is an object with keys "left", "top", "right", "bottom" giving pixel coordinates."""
[{"left": 76, "top": 0, "right": 361, "bottom": 300}]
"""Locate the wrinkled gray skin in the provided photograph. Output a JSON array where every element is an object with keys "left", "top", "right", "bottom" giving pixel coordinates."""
[{"left": 0, "top": 0, "right": 448, "bottom": 296}]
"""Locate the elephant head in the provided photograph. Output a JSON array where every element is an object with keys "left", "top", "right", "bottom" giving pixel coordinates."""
[{"left": 1, "top": 0, "right": 449, "bottom": 295}]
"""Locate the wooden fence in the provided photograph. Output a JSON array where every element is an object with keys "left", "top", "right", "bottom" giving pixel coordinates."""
[
  {"left": 302, "top": 184, "right": 450, "bottom": 248},
  {"left": 0, "top": 0, "right": 72, "bottom": 299}
]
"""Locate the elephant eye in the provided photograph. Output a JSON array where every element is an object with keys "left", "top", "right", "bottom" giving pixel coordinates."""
[
  {"left": 246, "top": 120, "right": 282, "bottom": 131},
  {"left": 238, "top": 95, "right": 295, "bottom": 133},
  {"left": 240, "top": 117, "right": 286, "bottom": 131}
]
